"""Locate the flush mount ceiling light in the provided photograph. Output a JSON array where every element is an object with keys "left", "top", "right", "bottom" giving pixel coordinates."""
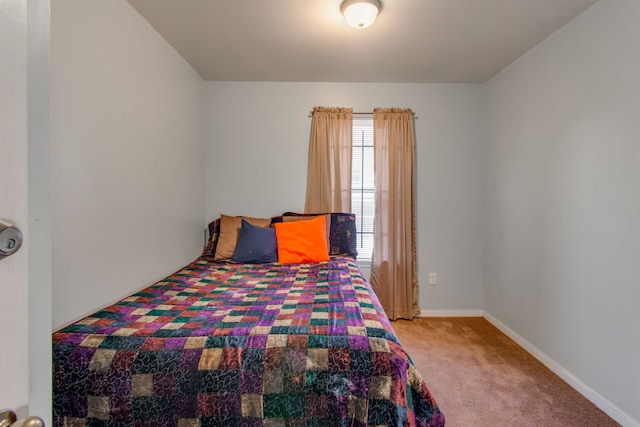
[{"left": 341, "top": 0, "right": 381, "bottom": 29}]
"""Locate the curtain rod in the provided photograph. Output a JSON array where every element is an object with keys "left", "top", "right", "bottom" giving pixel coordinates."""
[{"left": 308, "top": 111, "right": 417, "bottom": 118}]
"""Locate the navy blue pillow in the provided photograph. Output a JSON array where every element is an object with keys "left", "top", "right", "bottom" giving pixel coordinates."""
[{"left": 231, "top": 219, "right": 278, "bottom": 263}]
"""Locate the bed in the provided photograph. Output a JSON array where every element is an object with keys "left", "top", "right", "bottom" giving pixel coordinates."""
[{"left": 53, "top": 213, "right": 444, "bottom": 426}]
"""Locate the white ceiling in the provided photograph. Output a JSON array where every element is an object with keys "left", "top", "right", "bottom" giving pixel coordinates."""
[{"left": 126, "top": 0, "right": 599, "bottom": 83}]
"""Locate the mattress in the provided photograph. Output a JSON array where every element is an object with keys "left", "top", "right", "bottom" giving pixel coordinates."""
[{"left": 53, "top": 256, "right": 444, "bottom": 426}]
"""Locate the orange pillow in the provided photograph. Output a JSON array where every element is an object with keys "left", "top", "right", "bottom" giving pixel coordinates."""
[
  {"left": 282, "top": 214, "right": 331, "bottom": 253},
  {"left": 274, "top": 216, "right": 330, "bottom": 264}
]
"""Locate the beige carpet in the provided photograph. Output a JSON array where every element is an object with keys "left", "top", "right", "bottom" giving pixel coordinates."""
[{"left": 392, "top": 317, "right": 619, "bottom": 427}]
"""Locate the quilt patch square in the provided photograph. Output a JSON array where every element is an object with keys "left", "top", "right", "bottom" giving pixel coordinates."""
[
  {"left": 87, "top": 395, "right": 110, "bottom": 421},
  {"left": 242, "top": 394, "right": 264, "bottom": 418}
]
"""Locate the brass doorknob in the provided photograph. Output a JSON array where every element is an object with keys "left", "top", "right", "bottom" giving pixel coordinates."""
[
  {"left": 0, "top": 410, "right": 16, "bottom": 427},
  {"left": 0, "top": 411, "right": 44, "bottom": 427},
  {"left": 17, "top": 417, "right": 45, "bottom": 427}
]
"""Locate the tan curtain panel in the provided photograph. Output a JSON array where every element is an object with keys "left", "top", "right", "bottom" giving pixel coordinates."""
[
  {"left": 370, "top": 108, "right": 419, "bottom": 320},
  {"left": 304, "top": 107, "right": 353, "bottom": 213}
]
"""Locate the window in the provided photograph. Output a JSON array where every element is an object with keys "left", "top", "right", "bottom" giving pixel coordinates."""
[{"left": 351, "top": 116, "right": 374, "bottom": 264}]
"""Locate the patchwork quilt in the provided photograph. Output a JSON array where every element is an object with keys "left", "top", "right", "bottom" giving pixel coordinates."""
[{"left": 53, "top": 256, "right": 444, "bottom": 426}]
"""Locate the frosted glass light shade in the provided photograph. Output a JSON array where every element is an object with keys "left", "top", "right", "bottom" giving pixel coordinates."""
[{"left": 341, "top": 0, "right": 381, "bottom": 29}]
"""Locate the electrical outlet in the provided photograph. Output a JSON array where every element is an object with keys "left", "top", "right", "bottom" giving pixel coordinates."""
[{"left": 429, "top": 273, "right": 437, "bottom": 285}]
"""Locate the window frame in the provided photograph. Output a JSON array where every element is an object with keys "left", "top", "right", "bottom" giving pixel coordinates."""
[{"left": 351, "top": 116, "right": 375, "bottom": 266}]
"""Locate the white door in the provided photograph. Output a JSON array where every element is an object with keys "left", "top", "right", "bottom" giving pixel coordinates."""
[
  {"left": 0, "top": 0, "right": 51, "bottom": 423},
  {"left": 0, "top": 0, "right": 31, "bottom": 418}
]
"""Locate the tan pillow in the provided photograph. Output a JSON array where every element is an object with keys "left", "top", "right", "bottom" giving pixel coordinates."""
[
  {"left": 214, "top": 214, "right": 271, "bottom": 260},
  {"left": 282, "top": 214, "right": 331, "bottom": 252}
]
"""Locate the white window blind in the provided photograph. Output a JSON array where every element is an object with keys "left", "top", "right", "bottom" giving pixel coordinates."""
[{"left": 351, "top": 117, "right": 374, "bottom": 264}]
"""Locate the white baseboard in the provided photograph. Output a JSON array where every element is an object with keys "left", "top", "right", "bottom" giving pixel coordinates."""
[
  {"left": 419, "top": 309, "right": 484, "bottom": 317},
  {"left": 484, "top": 312, "right": 639, "bottom": 427}
]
